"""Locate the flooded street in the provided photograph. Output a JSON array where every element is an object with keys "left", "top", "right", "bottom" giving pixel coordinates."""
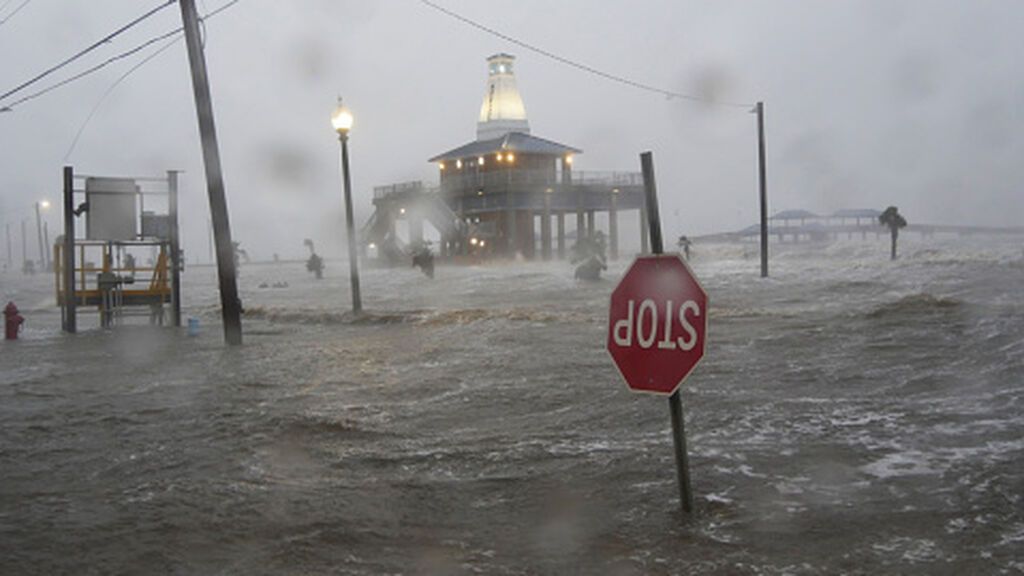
[{"left": 2, "top": 237, "right": 1024, "bottom": 574}]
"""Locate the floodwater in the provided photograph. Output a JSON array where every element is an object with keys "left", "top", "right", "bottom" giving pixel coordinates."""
[{"left": 2, "top": 236, "right": 1023, "bottom": 574}]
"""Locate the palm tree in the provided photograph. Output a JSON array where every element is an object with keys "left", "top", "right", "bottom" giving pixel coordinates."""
[
  {"left": 878, "top": 206, "right": 907, "bottom": 260},
  {"left": 677, "top": 235, "right": 692, "bottom": 260},
  {"left": 303, "top": 238, "right": 323, "bottom": 279}
]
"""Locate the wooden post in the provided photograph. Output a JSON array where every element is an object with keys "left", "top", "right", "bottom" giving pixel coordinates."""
[
  {"left": 641, "top": 151, "right": 694, "bottom": 516},
  {"left": 168, "top": 170, "right": 182, "bottom": 327},
  {"left": 609, "top": 191, "right": 619, "bottom": 260},
  {"left": 556, "top": 212, "right": 565, "bottom": 259},
  {"left": 639, "top": 206, "right": 650, "bottom": 254},
  {"left": 541, "top": 192, "right": 552, "bottom": 260},
  {"left": 179, "top": 0, "right": 242, "bottom": 345}
]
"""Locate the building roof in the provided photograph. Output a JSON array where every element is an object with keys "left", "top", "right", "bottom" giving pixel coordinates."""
[
  {"left": 428, "top": 132, "right": 582, "bottom": 163},
  {"left": 771, "top": 209, "right": 819, "bottom": 220},
  {"left": 831, "top": 208, "right": 881, "bottom": 219}
]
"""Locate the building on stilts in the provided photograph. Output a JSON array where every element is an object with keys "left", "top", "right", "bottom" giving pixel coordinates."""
[{"left": 362, "top": 53, "right": 647, "bottom": 263}]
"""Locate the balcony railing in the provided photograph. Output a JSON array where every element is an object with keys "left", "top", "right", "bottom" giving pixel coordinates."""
[
  {"left": 438, "top": 169, "right": 642, "bottom": 195},
  {"left": 373, "top": 180, "right": 428, "bottom": 199},
  {"left": 372, "top": 169, "right": 643, "bottom": 204}
]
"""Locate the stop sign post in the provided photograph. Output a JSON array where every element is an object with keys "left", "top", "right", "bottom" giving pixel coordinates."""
[{"left": 606, "top": 151, "right": 706, "bottom": 515}]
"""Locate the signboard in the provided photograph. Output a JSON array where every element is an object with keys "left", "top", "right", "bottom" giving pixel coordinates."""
[
  {"left": 85, "top": 177, "right": 138, "bottom": 241},
  {"left": 607, "top": 254, "right": 708, "bottom": 395}
]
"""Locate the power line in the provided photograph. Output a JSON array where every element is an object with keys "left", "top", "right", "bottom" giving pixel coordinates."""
[
  {"left": 418, "top": 0, "right": 752, "bottom": 109},
  {"left": 3, "top": 28, "right": 181, "bottom": 109},
  {"left": 59, "top": 0, "right": 242, "bottom": 159},
  {"left": 0, "top": 0, "right": 176, "bottom": 102},
  {"left": 0, "top": 0, "right": 32, "bottom": 27},
  {"left": 2, "top": 0, "right": 242, "bottom": 111},
  {"left": 64, "top": 36, "right": 182, "bottom": 161}
]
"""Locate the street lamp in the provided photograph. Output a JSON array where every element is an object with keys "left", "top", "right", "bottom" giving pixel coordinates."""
[{"left": 332, "top": 97, "right": 362, "bottom": 314}]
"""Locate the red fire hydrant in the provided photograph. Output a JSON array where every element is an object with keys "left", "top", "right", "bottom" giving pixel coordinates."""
[{"left": 5, "top": 301, "right": 24, "bottom": 340}]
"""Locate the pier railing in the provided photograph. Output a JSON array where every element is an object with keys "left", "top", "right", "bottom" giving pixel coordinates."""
[{"left": 373, "top": 170, "right": 644, "bottom": 203}]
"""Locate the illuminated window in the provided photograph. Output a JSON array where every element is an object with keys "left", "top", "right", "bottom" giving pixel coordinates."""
[
  {"left": 506, "top": 153, "right": 515, "bottom": 163},
  {"left": 456, "top": 159, "right": 463, "bottom": 169},
  {"left": 478, "top": 156, "right": 485, "bottom": 166}
]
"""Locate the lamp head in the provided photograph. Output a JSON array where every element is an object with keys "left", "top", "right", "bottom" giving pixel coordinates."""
[{"left": 331, "top": 97, "right": 354, "bottom": 135}]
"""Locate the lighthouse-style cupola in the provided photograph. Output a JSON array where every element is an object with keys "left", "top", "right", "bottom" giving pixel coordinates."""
[{"left": 477, "top": 53, "right": 530, "bottom": 141}]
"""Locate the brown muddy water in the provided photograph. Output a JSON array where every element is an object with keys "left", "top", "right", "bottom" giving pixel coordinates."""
[{"left": 2, "top": 237, "right": 1023, "bottom": 574}]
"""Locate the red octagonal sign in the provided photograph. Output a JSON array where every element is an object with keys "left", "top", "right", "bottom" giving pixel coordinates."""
[{"left": 607, "top": 254, "right": 708, "bottom": 395}]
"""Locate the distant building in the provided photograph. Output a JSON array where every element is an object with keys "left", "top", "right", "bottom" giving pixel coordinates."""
[{"left": 364, "top": 54, "right": 646, "bottom": 262}]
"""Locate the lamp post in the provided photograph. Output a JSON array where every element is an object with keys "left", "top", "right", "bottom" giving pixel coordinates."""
[
  {"left": 332, "top": 98, "right": 362, "bottom": 314},
  {"left": 34, "top": 200, "right": 50, "bottom": 271}
]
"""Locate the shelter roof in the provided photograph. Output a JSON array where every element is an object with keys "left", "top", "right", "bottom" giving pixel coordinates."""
[
  {"left": 771, "top": 209, "right": 819, "bottom": 220},
  {"left": 831, "top": 208, "right": 882, "bottom": 218},
  {"left": 429, "top": 132, "right": 581, "bottom": 163}
]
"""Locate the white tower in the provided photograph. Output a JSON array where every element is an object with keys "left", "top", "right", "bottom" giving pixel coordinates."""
[{"left": 477, "top": 53, "right": 530, "bottom": 141}]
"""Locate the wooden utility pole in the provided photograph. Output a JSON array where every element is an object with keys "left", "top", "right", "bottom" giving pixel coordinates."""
[{"left": 179, "top": 0, "right": 242, "bottom": 345}]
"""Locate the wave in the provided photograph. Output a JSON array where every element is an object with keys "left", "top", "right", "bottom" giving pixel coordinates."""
[
  {"left": 866, "top": 293, "right": 962, "bottom": 319},
  {"left": 239, "top": 305, "right": 590, "bottom": 327},
  {"left": 241, "top": 306, "right": 421, "bottom": 325}
]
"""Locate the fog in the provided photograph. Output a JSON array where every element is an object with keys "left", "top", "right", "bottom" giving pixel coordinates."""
[{"left": 2, "top": 0, "right": 1022, "bottom": 260}]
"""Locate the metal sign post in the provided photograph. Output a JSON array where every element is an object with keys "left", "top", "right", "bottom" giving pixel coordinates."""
[{"left": 607, "top": 151, "right": 708, "bottom": 517}]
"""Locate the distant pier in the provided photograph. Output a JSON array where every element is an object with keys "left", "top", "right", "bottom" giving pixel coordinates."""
[{"left": 702, "top": 208, "right": 1024, "bottom": 243}]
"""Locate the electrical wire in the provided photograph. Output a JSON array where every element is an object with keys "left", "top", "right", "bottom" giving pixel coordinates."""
[
  {"left": 3, "top": 28, "right": 181, "bottom": 109},
  {"left": 59, "top": 0, "right": 242, "bottom": 159},
  {"left": 2, "top": 0, "right": 242, "bottom": 112},
  {"left": 418, "top": 0, "right": 753, "bottom": 109},
  {"left": 0, "top": 0, "right": 32, "bottom": 27},
  {"left": 63, "top": 36, "right": 182, "bottom": 161},
  {"left": 0, "top": 0, "right": 33, "bottom": 27},
  {"left": 0, "top": 0, "right": 176, "bottom": 102}
]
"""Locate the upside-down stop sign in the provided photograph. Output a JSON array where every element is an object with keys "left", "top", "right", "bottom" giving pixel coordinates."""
[{"left": 607, "top": 254, "right": 708, "bottom": 395}]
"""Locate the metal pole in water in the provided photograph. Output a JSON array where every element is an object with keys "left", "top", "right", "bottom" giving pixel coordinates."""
[
  {"left": 63, "top": 166, "right": 76, "bottom": 333},
  {"left": 179, "top": 0, "right": 242, "bottom": 345},
  {"left": 21, "top": 219, "right": 27, "bottom": 270},
  {"left": 641, "top": 151, "right": 695, "bottom": 516},
  {"left": 755, "top": 101, "right": 769, "bottom": 278},
  {"left": 168, "top": 170, "right": 182, "bottom": 327},
  {"left": 34, "top": 202, "right": 45, "bottom": 271},
  {"left": 339, "top": 134, "right": 362, "bottom": 314}
]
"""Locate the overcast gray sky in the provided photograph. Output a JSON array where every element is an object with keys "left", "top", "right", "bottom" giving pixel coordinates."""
[{"left": 2, "top": 0, "right": 1022, "bottom": 261}]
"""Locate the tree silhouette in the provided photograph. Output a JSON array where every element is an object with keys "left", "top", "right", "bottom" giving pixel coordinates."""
[
  {"left": 879, "top": 206, "right": 907, "bottom": 260},
  {"left": 677, "top": 235, "right": 691, "bottom": 260},
  {"left": 571, "top": 231, "right": 607, "bottom": 281},
  {"left": 303, "top": 238, "right": 323, "bottom": 279}
]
